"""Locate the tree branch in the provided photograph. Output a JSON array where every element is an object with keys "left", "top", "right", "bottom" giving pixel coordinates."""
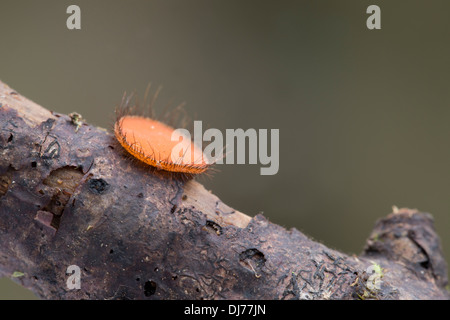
[{"left": 0, "top": 80, "right": 448, "bottom": 299}]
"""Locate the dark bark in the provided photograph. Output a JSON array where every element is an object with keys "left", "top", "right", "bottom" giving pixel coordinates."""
[{"left": 0, "top": 80, "right": 448, "bottom": 299}]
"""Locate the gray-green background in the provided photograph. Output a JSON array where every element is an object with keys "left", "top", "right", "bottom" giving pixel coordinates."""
[{"left": 0, "top": 0, "right": 449, "bottom": 299}]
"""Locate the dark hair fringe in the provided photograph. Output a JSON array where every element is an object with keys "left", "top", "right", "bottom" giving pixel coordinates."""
[{"left": 111, "top": 84, "right": 217, "bottom": 182}]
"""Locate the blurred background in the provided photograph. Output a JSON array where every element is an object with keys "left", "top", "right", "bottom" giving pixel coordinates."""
[{"left": 0, "top": 0, "right": 449, "bottom": 299}]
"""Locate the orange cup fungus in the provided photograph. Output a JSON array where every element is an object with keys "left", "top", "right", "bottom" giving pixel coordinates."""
[{"left": 114, "top": 93, "right": 210, "bottom": 178}]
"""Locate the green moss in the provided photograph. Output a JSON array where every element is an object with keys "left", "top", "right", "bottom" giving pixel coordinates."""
[
  {"left": 69, "top": 112, "right": 83, "bottom": 132},
  {"left": 12, "top": 271, "right": 25, "bottom": 278},
  {"left": 352, "top": 262, "right": 385, "bottom": 300}
]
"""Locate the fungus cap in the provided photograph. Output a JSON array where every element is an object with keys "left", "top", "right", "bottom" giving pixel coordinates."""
[{"left": 114, "top": 115, "right": 209, "bottom": 174}]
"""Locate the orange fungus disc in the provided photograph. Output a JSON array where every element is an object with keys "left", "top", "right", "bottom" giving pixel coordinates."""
[{"left": 114, "top": 116, "right": 209, "bottom": 174}]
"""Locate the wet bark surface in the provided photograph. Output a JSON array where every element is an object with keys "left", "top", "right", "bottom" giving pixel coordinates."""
[{"left": 0, "top": 80, "right": 448, "bottom": 299}]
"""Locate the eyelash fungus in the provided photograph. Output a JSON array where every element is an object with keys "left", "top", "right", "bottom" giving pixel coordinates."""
[{"left": 113, "top": 87, "right": 211, "bottom": 181}]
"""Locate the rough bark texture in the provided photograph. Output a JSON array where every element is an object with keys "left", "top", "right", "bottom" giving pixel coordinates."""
[{"left": 0, "top": 80, "right": 448, "bottom": 300}]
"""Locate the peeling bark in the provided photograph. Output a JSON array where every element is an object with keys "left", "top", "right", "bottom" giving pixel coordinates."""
[{"left": 0, "top": 80, "right": 448, "bottom": 300}]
